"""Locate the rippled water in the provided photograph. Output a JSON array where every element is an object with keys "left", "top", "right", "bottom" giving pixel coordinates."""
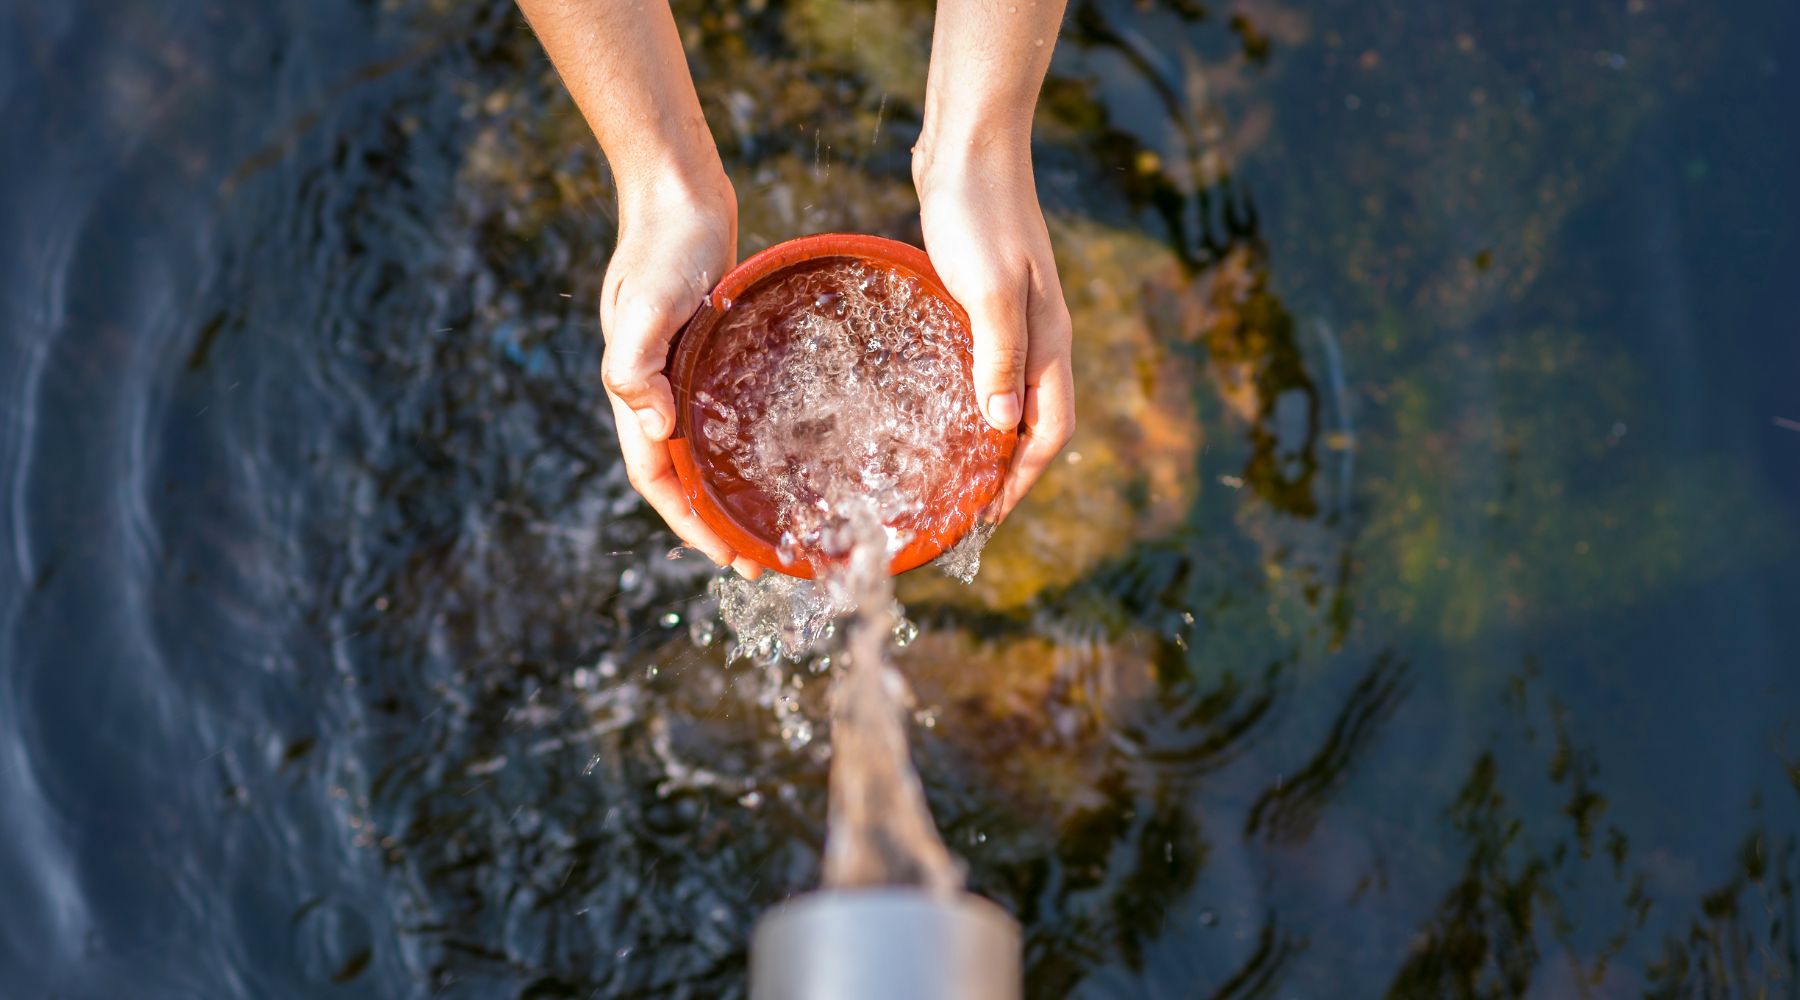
[{"left": 3, "top": 0, "right": 1798, "bottom": 996}]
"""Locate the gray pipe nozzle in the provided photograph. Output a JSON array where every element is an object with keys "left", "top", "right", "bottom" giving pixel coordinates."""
[{"left": 750, "top": 890, "right": 1021, "bottom": 1000}]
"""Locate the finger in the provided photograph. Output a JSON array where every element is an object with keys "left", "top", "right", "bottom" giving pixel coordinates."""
[
  {"left": 601, "top": 294, "right": 686, "bottom": 442},
  {"left": 608, "top": 392, "right": 737, "bottom": 567},
  {"left": 993, "top": 357, "right": 1075, "bottom": 522},
  {"left": 953, "top": 274, "right": 1030, "bottom": 432},
  {"left": 731, "top": 556, "right": 765, "bottom": 580}
]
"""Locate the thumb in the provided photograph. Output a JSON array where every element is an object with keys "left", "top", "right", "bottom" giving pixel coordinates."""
[
  {"left": 960, "top": 282, "right": 1028, "bottom": 431},
  {"left": 601, "top": 297, "right": 683, "bottom": 441}
]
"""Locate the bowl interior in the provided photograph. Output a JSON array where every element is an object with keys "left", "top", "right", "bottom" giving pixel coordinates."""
[{"left": 666, "top": 239, "right": 1013, "bottom": 578}]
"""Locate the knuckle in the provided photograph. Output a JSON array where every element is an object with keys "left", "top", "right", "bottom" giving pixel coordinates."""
[
  {"left": 600, "top": 361, "right": 635, "bottom": 397},
  {"left": 605, "top": 286, "right": 675, "bottom": 335},
  {"left": 976, "top": 284, "right": 1019, "bottom": 317},
  {"left": 601, "top": 351, "right": 651, "bottom": 399},
  {"left": 636, "top": 297, "right": 674, "bottom": 326},
  {"left": 989, "top": 342, "right": 1029, "bottom": 374},
  {"left": 952, "top": 266, "right": 1009, "bottom": 306}
]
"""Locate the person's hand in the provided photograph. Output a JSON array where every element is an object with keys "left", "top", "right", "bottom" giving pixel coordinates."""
[
  {"left": 600, "top": 173, "right": 760, "bottom": 574},
  {"left": 915, "top": 140, "right": 1076, "bottom": 521}
]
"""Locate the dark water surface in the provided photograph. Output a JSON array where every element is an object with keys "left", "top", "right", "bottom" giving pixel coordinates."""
[{"left": 3, "top": 0, "right": 1797, "bottom": 996}]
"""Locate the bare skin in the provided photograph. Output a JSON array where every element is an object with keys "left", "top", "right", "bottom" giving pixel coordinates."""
[
  {"left": 518, "top": 0, "right": 1075, "bottom": 568},
  {"left": 916, "top": 0, "right": 1076, "bottom": 520}
]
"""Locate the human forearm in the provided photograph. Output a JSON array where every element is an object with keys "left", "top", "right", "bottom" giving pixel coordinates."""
[
  {"left": 915, "top": 0, "right": 1066, "bottom": 168},
  {"left": 913, "top": 0, "right": 1074, "bottom": 518},
  {"left": 517, "top": 0, "right": 729, "bottom": 213},
  {"left": 518, "top": 0, "right": 746, "bottom": 571}
]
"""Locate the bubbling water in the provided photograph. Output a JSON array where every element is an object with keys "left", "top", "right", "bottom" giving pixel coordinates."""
[
  {"left": 693, "top": 257, "right": 1007, "bottom": 893},
  {"left": 687, "top": 258, "right": 1006, "bottom": 570}
]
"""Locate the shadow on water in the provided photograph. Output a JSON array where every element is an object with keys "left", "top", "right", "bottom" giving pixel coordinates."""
[{"left": 1, "top": 0, "right": 1798, "bottom": 996}]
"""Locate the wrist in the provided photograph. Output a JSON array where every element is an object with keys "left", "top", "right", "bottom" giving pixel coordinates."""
[
  {"left": 912, "top": 117, "right": 1034, "bottom": 201},
  {"left": 915, "top": 54, "right": 1044, "bottom": 187},
  {"left": 616, "top": 157, "right": 735, "bottom": 231}
]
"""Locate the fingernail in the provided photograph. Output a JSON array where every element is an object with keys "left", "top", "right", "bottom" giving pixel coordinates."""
[
  {"left": 634, "top": 407, "right": 667, "bottom": 439},
  {"left": 985, "top": 392, "right": 1022, "bottom": 429}
]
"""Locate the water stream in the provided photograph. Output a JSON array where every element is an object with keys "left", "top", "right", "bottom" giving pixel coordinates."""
[
  {"left": 4, "top": 0, "right": 1798, "bottom": 995},
  {"left": 823, "top": 507, "right": 964, "bottom": 893},
  {"left": 696, "top": 256, "right": 988, "bottom": 894}
]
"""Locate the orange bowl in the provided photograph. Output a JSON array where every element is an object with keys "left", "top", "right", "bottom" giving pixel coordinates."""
[{"left": 664, "top": 234, "right": 1015, "bottom": 579}]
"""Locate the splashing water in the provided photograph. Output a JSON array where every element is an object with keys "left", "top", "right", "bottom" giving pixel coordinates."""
[
  {"left": 819, "top": 503, "right": 963, "bottom": 893},
  {"left": 712, "top": 483, "right": 970, "bottom": 893},
  {"left": 714, "top": 571, "right": 848, "bottom": 663},
  {"left": 696, "top": 258, "right": 1006, "bottom": 892},
  {"left": 931, "top": 518, "right": 998, "bottom": 585},
  {"left": 689, "top": 258, "right": 1007, "bottom": 569}
]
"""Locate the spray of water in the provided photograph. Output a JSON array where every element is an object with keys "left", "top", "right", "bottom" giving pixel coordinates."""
[
  {"left": 819, "top": 503, "right": 962, "bottom": 893},
  {"left": 689, "top": 259, "right": 1006, "bottom": 570},
  {"left": 698, "top": 258, "right": 1001, "bottom": 892}
]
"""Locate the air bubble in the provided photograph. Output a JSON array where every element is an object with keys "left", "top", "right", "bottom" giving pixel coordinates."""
[{"left": 685, "top": 260, "right": 1003, "bottom": 568}]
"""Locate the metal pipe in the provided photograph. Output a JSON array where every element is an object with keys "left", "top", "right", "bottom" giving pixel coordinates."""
[{"left": 750, "top": 889, "right": 1021, "bottom": 1000}]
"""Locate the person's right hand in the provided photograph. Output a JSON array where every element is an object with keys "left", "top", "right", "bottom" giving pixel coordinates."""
[{"left": 600, "top": 173, "right": 756, "bottom": 574}]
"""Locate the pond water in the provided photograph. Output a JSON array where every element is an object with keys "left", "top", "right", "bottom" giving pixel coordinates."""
[{"left": 2, "top": 0, "right": 1797, "bottom": 996}]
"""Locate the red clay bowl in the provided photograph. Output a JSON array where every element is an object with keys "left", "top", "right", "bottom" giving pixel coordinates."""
[{"left": 664, "top": 233, "right": 1015, "bottom": 579}]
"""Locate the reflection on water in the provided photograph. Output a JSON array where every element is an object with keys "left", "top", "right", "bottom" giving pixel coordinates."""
[{"left": 1, "top": 0, "right": 1798, "bottom": 996}]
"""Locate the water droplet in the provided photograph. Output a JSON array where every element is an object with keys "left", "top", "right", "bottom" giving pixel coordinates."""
[
  {"left": 779, "top": 718, "right": 815, "bottom": 750},
  {"left": 738, "top": 789, "right": 764, "bottom": 809},
  {"left": 660, "top": 611, "right": 682, "bottom": 628}
]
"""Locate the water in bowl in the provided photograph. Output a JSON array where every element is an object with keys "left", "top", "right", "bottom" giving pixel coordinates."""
[{"left": 688, "top": 258, "right": 1007, "bottom": 570}]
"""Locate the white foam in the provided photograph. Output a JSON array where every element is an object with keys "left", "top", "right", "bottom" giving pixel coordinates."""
[{"left": 691, "top": 259, "right": 1003, "bottom": 568}]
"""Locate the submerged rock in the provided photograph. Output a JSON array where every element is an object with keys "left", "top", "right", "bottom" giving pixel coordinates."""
[{"left": 901, "top": 220, "right": 1207, "bottom": 609}]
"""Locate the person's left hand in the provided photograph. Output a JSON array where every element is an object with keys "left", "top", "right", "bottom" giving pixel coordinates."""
[{"left": 915, "top": 140, "right": 1076, "bottom": 521}]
